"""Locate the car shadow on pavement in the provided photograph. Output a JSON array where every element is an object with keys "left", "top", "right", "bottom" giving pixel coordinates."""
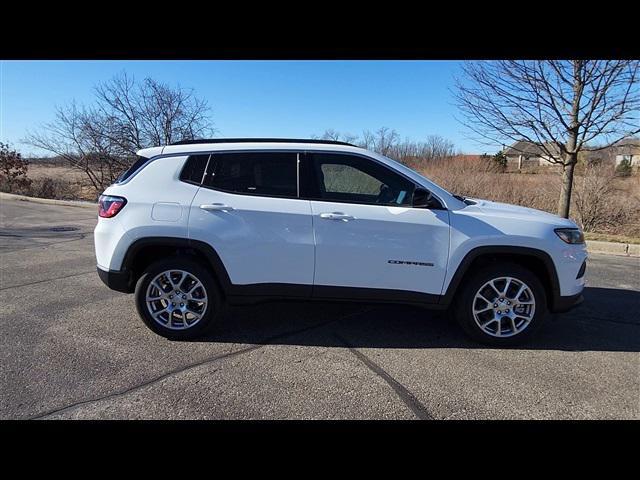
[{"left": 198, "top": 286, "right": 640, "bottom": 353}]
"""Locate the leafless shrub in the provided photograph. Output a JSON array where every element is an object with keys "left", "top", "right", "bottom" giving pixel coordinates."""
[
  {"left": 30, "top": 177, "right": 79, "bottom": 200},
  {"left": 0, "top": 142, "right": 32, "bottom": 193},
  {"left": 573, "top": 162, "right": 639, "bottom": 234}
]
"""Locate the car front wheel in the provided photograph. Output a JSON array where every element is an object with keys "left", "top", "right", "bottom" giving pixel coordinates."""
[{"left": 452, "top": 263, "right": 548, "bottom": 346}]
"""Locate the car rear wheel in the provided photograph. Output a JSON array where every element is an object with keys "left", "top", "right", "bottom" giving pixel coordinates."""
[
  {"left": 452, "top": 263, "right": 548, "bottom": 346},
  {"left": 135, "top": 257, "right": 222, "bottom": 340}
]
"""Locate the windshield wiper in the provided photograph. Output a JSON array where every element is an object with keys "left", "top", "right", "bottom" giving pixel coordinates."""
[{"left": 453, "top": 194, "right": 476, "bottom": 206}]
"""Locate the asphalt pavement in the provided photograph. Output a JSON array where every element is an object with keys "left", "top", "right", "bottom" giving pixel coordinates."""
[{"left": 1, "top": 196, "right": 638, "bottom": 419}]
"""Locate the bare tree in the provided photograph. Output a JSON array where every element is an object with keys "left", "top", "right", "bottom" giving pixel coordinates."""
[
  {"left": 454, "top": 60, "right": 639, "bottom": 218},
  {"left": 314, "top": 129, "right": 359, "bottom": 145},
  {"left": 27, "top": 101, "right": 129, "bottom": 192},
  {"left": 26, "top": 73, "right": 215, "bottom": 193},
  {"left": 421, "top": 135, "right": 457, "bottom": 161},
  {"left": 316, "top": 127, "right": 402, "bottom": 156},
  {"left": 368, "top": 127, "right": 400, "bottom": 156},
  {"left": 357, "top": 130, "right": 374, "bottom": 151},
  {"left": 315, "top": 129, "right": 343, "bottom": 142}
]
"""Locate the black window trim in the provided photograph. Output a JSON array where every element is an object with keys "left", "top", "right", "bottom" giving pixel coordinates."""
[
  {"left": 296, "top": 153, "right": 300, "bottom": 198},
  {"left": 169, "top": 148, "right": 447, "bottom": 209}
]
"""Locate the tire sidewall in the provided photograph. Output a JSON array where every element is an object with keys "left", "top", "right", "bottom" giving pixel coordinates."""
[
  {"left": 453, "top": 263, "right": 548, "bottom": 346},
  {"left": 134, "top": 257, "right": 221, "bottom": 340}
]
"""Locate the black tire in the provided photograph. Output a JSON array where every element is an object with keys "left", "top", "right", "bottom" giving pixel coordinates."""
[
  {"left": 134, "top": 257, "right": 223, "bottom": 340},
  {"left": 451, "top": 263, "right": 548, "bottom": 346}
]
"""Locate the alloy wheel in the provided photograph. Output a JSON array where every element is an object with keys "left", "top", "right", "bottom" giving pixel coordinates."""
[
  {"left": 145, "top": 269, "right": 208, "bottom": 330},
  {"left": 472, "top": 276, "right": 536, "bottom": 338}
]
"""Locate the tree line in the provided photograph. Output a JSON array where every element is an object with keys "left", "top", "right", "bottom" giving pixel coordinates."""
[
  {"left": 3, "top": 61, "right": 638, "bottom": 218},
  {"left": 312, "top": 127, "right": 459, "bottom": 165}
]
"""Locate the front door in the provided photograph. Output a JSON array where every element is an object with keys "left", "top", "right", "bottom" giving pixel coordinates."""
[{"left": 301, "top": 152, "right": 450, "bottom": 301}]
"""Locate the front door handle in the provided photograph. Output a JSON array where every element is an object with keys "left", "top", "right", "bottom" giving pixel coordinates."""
[
  {"left": 319, "top": 212, "right": 355, "bottom": 221},
  {"left": 200, "top": 203, "right": 234, "bottom": 212}
]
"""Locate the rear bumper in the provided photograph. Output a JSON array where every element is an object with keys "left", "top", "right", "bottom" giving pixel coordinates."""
[
  {"left": 551, "top": 292, "right": 584, "bottom": 313},
  {"left": 97, "top": 266, "right": 133, "bottom": 293}
]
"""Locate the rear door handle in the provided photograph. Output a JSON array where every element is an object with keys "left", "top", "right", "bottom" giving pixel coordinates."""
[
  {"left": 200, "top": 203, "right": 234, "bottom": 212},
  {"left": 319, "top": 212, "right": 355, "bottom": 221}
]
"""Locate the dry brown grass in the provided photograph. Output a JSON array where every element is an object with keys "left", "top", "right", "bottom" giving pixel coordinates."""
[
  {"left": 420, "top": 157, "right": 559, "bottom": 212},
  {"left": 25, "top": 164, "right": 96, "bottom": 201},
  {"left": 418, "top": 157, "right": 640, "bottom": 238},
  {"left": 11, "top": 158, "right": 640, "bottom": 238},
  {"left": 584, "top": 232, "right": 640, "bottom": 244}
]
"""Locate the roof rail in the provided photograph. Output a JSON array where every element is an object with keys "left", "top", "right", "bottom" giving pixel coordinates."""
[{"left": 169, "top": 138, "right": 357, "bottom": 147}]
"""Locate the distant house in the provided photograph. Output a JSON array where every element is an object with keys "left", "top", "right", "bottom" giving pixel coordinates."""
[
  {"left": 503, "top": 138, "right": 640, "bottom": 172},
  {"left": 612, "top": 137, "right": 640, "bottom": 167},
  {"left": 503, "top": 141, "right": 560, "bottom": 171}
]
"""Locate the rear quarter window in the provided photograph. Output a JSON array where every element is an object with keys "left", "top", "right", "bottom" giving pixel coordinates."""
[{"left": 115, "top": 155, "right": 150, "bottom": 183}]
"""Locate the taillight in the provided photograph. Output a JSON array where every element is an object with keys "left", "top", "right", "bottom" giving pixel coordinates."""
[{"left": 98, "top": 195, "right": 127, "bottom": 218}]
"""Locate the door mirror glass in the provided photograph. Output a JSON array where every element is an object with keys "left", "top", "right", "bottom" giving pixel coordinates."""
[{"left": 413, "top": 188, "right": 437, "bottom": 208}]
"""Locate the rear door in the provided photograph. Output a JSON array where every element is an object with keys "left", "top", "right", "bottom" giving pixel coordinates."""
[
  {"left": 301, "top": 152, "right": 450, "bottom": 301},
  {"left": 188, "top": 151, "right": 314, "bottom": 296}
]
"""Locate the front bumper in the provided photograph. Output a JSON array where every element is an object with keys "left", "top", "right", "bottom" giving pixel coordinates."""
[{"left": 97, "top": 266, "right": 133, "bottom": 293}]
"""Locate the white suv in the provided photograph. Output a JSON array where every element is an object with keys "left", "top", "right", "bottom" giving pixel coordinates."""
[{"left": 94, "top": 139, "right": 587, "bottom": 345}]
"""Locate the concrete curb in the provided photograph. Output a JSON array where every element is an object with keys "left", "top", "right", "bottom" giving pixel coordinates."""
[
  {"left": 0, "top": 192, "right": 96, "bottom": 209},
  {"left": 586, "top": 240, "right": 640, "bottom": 257}
]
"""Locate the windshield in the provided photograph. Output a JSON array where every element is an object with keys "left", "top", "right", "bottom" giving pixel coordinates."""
[
  {"left": 378, "top": 154, "right": 483, "bottom": 205},
  {"left": 371, "top": 151, "right": 456, "bottom": 197}
]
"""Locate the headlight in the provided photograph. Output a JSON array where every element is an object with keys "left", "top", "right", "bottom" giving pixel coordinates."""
[{"left": 554, "top": 228, "right": 585, "bottom": 244}]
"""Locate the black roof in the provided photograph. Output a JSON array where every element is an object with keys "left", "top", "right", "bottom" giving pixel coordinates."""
[{"left": 169, "top": 138, "right": 356, "bottom": 147}]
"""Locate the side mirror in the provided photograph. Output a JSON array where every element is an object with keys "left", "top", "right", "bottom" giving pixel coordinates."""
[{"left": 413, "top": 188, "right": 438, "bottom": 208}]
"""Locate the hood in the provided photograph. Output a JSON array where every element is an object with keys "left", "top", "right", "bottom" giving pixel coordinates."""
[{"left": 463, "top": 198, "right": 577, "bottom": 227}]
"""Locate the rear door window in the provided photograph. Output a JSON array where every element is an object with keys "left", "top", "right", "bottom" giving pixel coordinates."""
[{"left": 203, "top": 152, "right": 298, "bottom": 198}]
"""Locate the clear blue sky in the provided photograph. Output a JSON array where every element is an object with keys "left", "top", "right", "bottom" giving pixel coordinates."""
[{"left": 0, "top": 60, "right": 498, "bottom": 156}]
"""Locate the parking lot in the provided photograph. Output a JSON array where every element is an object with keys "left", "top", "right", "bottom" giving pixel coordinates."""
[{"left": 1, "top": 195, "right": 638, "bottom": 419}]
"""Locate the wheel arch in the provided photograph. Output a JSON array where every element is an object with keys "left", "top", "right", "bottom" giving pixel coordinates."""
[
  {"left": 120, "top": 237, "right": 232, "bottom": 295},
  {"left": 440, "top": 246, "right": 561, "bottom": 311}
]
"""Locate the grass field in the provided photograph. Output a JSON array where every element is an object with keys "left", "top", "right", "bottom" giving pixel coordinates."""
[
  {"left": 584, "top": 232, "right": 640, "bottom": 244},
  {"left": 22, "top": 163, "right": 96, "bottom": 201},
  {"left": 6, "top": 157, "right": 640, "bottom": 240},
  {"left": 420, "top": 158, "right": 640, "bottom": 239}
]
